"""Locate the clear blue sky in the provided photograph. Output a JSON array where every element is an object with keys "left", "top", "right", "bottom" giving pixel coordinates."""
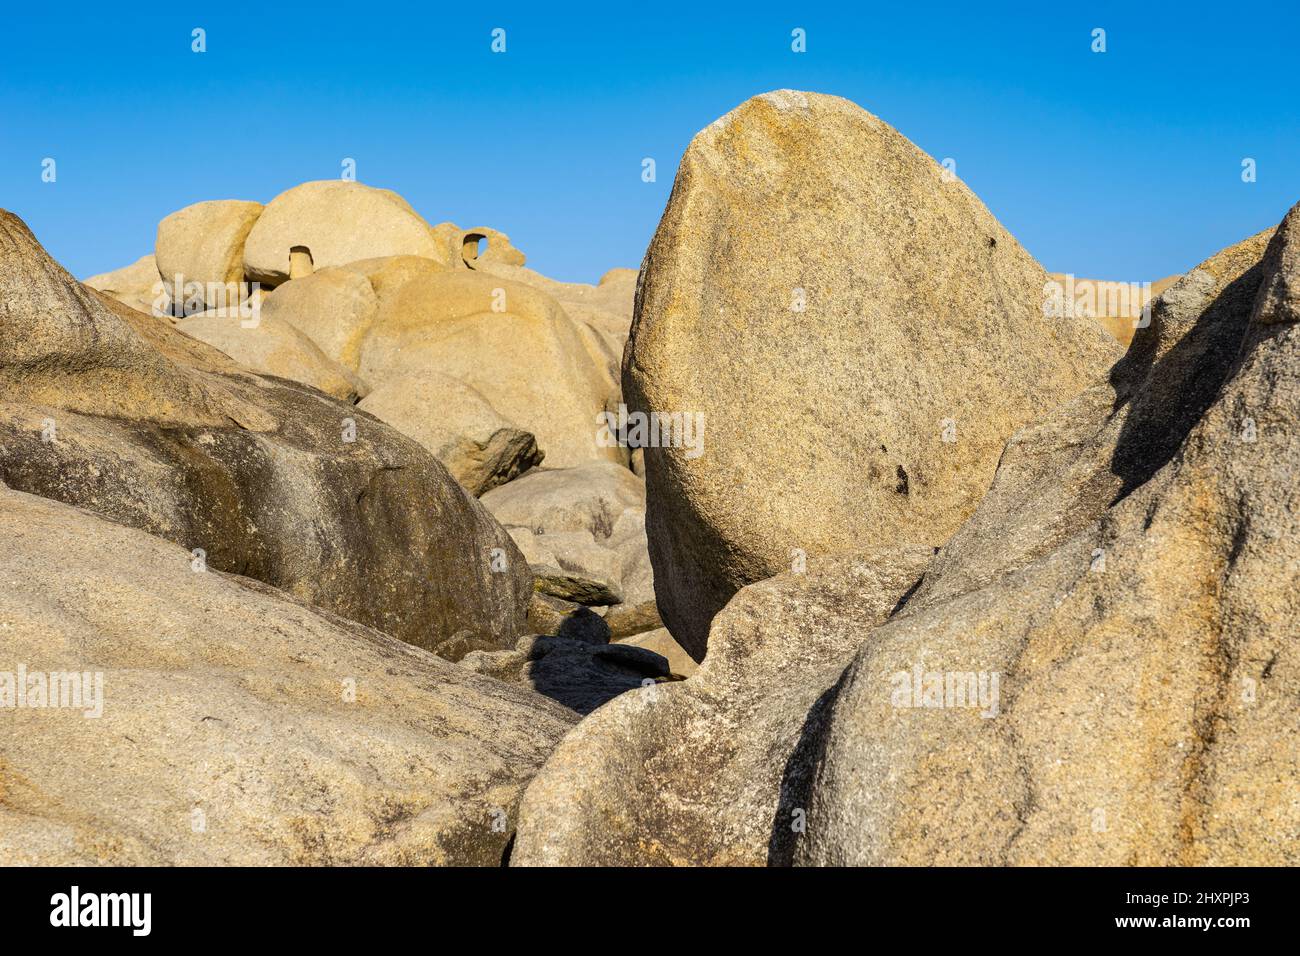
[{"left": 2, "top": 2, "right": 1297, "bottom": 284}]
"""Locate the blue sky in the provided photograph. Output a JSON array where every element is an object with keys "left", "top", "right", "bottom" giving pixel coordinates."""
[{"left": 2, "top": 2, "right": 1297, "bottom": 284}]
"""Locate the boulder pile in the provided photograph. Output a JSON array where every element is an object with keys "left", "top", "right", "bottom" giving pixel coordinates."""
[{"left": 8, "top": 90, "right": 1295, "bottom": 866}]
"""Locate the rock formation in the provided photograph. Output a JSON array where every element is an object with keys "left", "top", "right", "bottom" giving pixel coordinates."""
[
  {"left": 10, "top": 88, "right": 1293, "bottom": 870},
  {"left": 797, "top": 213, "right": 1300, "bottom": 866},
  {"left": 243, "top": 180, "right": 451, "bottom": 286},
  {"left": 625, "top": 90, "right": 1121, "bottom": 658},
  {"left": 156, "top": 199, "right": 264, "bottom": 311},
  {"left": 0, "top": 482, "right": 574, "bottom": 865},
  {"left": 0, "top": 209, "right": 531, "bottom": 657},
  {"left": 357, "top": 371, "right": 542, "bottom": 495}
]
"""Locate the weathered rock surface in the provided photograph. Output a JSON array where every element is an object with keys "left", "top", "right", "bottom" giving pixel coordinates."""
[
  {"left": 511, "top": 546, "right": 932, "bottom": 865},
  {"left": 243, "top": 181, "right": 448, "bottom": 286},
  {"left": 615, "top": 627, "right": 697, "bottom": 678},
  {"left": 177, "top": 311, "right": 367, "bottom": 402},
  {"left": 795, "top": 214, "right": 1300, "bottom": 865},
  {"left": 626, "top": 90, "right": 1121, "bottom": 657},
  {"left": 508, "top": 526, "right": 625, "bottom": 605},
  {"left": 259, "top": 264, "right": 381, "bottom": 370},
  {"left": 480, "top": 462, "right": 645, "bottom": 539},
  {"left": 458, "top": 226, "right": 527, "bottom": 268},
  {"left": 0, "top": 208, "right": 530, "bottom": 656},
  {"left": 155, "top": 199, "right": 263, "bottom": 310},
  {"left": 1253, "top": 202, "right": 1300, "bottom": 326},
  {"left": 357, "top": 371, "right": 542, "bottom": 496},
  {"left": 0, "top": 483, "right": 575, "bottom": 865},
  {"left": 357, "top": 271, "right": 625, "bottom": 468}
]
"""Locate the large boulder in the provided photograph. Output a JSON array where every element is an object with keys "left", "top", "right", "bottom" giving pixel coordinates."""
[
  {"left": 357, "top": 271, "right": 625, "bottom": 468},
  {"left": 258, "top": 264, "right": 381, "bottom": 370},
  {"left": 357, "top": 371, "right": 542, "bottom": 496},
  {"left": 155, "top": 199, "right": 263, "bottom": 311},
  {"left": 795, "top": 212, "right": 1300, "bottom": 865},
  {"left": 512, "top": 208, "right": 1300, "bottom": 868},
  {"left": 0, "top": 208, "right": 531, "bottom": 657},
  {"left": 242, "top": 181, "right": 448, "bottom": 286},
  {"left": 625, "top": 90, "right": 1121, "bottom": 657},
  {"left": 0, "top": 482, "right": 575, "bottom": 865}
]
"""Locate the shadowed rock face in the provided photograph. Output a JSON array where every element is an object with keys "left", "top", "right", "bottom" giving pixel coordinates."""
[
  {"left": 510, "top": 546, "right": 932, "bottom": 865},
  {"left": 795, "top": 209, "right": 1300, "bottom": 866},
  {"left": 0, "top": 209, "right": 531, "bottom": 657},
  {"left": 512, "top": 207, "right": 1300, "bottom": 867},
  {"left": 0, "top": 483, "right": 576, "bottom": 865},
  {"left": 625, "top": 90, "right": 1121, "bottom": 658}
]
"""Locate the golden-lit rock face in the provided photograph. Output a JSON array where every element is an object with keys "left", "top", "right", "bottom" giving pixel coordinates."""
[
  {"left": 242, "top": 180, "right": 450, "bottom": 286},
  {"left": 0, "top": 208, "right": 533, "bottom": 656},
  {"left": 625, "top": 90, "right": 1121, "bottom": 658},
  {"left": 508, "top": 96, "right": 1300, "bottom": 868}
]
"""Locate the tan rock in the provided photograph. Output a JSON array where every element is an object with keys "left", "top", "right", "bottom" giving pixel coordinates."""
[
  {"left": 357, "top": 371, "right": 542, "bottom": 495},
  {"left": 0, "top": 208, "right": 531, "bottom": 657},
  {"left": 176, "top": 310, "right": 367, "bottom": 402},
  {"left": 473, "top": 260, "right": 638, "bottom": 345},
  {"left": 795, "top": 213, "right": 1300, "bottom": 866},
  {"left": 259, "top": 265, "right": 380, "bottom": 370},
  {"left": 458, "top": 225, "right": 527, "bottom": 268},
  {"left": 155, "top": 199, "right": 263, "bottom": 311},
  {"left": 82, "top": 253, "right": 165, "bottom": 316},
  {"left": 508, "top": 526, "right": 625, "bottom": 605},
  {"left": 480, "top": 462, "right": 645, "bottom": 540},
  {"left": 357, "top": 271, "right": 625, "bottom": 467},
  {"left": 0, "top": 483, "right": 575, "bottom": 866},
  {"left": 243, "top": 181, "right": 448, "bottom": 287},
  {"left": 625, "top": 90, "right": 1120, "bottom": 658}
]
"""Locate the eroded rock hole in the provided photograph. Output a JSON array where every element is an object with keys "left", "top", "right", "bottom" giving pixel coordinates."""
[
  {"left": 289, "top": 245, "right": 314, "bottom": 280},
  {"left": 462, "top": 233, "right": 488, "bottom": 268}
]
